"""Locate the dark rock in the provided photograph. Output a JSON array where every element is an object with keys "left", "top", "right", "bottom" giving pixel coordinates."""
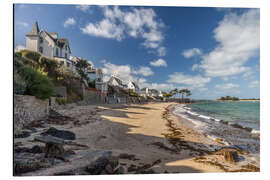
[
  {"left": 85, "top": 155, "right": 119, "bottom": 175},
  {"left": 41, "top": 127, "right": 76, "bottom": 140},
  {"left": 118, "top": 153, "right": 136, "bottom": 160},
  {"left": 30, "top": 145, "right": 43, "bottom": 154},
  {"left": 34, "top": 135, "right": 64, "bottom": 145},
  {"left": 135, "top": 168, "right": 155, "bottom": 174},
  {"left": 15, "top": 131, "right": 31, "bottom": 139},
  {"left": 152, "top": 159, "right": 161, "bottom": 166},
  {"left": 14, "top": 161, "right": 42, "bottom": 175},
  {"left": 44, "top": 143, "right": 65, "bottom": 158}
]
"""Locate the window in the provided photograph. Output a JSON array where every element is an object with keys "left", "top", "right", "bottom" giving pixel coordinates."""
[
  {"left": 39, "top": 47, "right": 43, "bottom": 53},
  {"left": 40, "top": 37, "right": 43, "bottom": 44},
  {"left": 55, "top": 48, "right": 59, "bottom": 57},
  {"left": 65, "top": 53, "right": 67, "bottom": 59}
]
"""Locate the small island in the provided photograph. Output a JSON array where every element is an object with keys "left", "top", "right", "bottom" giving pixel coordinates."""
[
  {"left": 218, "top": 96, "right": 240, "bottom": 101},
  {"left": 217, "top": 96, "right": 260, "bottom": 101}
]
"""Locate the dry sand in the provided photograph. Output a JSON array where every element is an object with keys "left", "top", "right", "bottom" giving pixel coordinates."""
[
  {"left": 17, "top": 102, "right": 259, "bottom": 175},
  {"left": 56, "top": 102, "right": 223, "bottom": 173}
]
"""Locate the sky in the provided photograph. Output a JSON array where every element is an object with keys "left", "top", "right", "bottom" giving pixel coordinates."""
[{"left": 14, "top": 4, "right": 260, "bottom": 99}]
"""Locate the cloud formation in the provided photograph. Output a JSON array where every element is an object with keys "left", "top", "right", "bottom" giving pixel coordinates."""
[
  {"left": 182, "top": 48, "right": 202, "bottom": 58},
  {"left": 150, "top": 58, "right": 167, "bottom": 67},
  {"left": 196, "top": 9, "right": 260, "bottom": 78},
  {"left": 215, "top": 83, "right": 239, "bottom": 90},
  {"left": 167, "top": 72, "right": 211, "bottom": 88},
  {"left": 64, "top": 18, "right": 76, "bottom": 28},
  {"left": 15, "top": 45, "right": 25, "bottom": 52},
  {"left": 76, "top": 5, "right": 91, "bottom": 12},
  {"left": 81, "top": 6, "right": 166, "bottom": 56}
]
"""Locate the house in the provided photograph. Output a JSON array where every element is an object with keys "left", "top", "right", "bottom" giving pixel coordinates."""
[
  {"left": 127, "top": 81, "right": 140, "bottom": 94},
  {"left": 107, "top": 75, "right": 128, "bottom": 89},
  {"left": 139, "top": 87, "right": 149, "bottom": 98},
  {"left": 26, "top": 21, "right": 73, "bottom": 68}
]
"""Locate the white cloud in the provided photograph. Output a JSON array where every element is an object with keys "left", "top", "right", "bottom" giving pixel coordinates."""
[
  {"left": 17, "top": 21, "right": 29, "bottom": 27},
  {"left": 215, "top": 83, "right": 239, "bottom": 90},
  {"left": 102, "top": 62, "right": 134, "bottom": 83},
  {"left": 14, "top": 45, "right": 25, "bottom": 52},
  {"left": 81, "top": 19, "right": 124, "bottom": 41},
  {"left": 133, "top": 66, "right": 154, "bottom": 76},
  {"left": 64, "top": 18, "right": 76, "bottom": 28},
  {"left": 182, "top": 48, "right": 203, "bottom": 58},
  {"left": 248, "top": 80, "right": 259, "bottom": 88},
  {"left": 196, "top": 9, "right": 260, "bottom": 78},
  {"left": 81, "top": 6, "right": 166, "bottom": 56},
  {"left": 167, "top": 72, "right": 211, "bottom": 88},
  {"left": 76, "top": 5, "right": 90, "bottom": 12},
  {"left": 150, "top": 58, "right": 167, "bottom": 67}
]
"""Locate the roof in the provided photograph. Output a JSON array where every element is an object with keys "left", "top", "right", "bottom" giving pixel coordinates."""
[{"left": 26, "top": 21, "right": 40, "bottom": 36}]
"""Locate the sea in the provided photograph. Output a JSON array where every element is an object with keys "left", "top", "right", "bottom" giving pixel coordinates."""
[{"left": 172, "top": 100, "right": 260, "bottom": 160}]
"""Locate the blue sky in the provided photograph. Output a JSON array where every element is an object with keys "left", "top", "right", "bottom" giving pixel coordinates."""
[{"left": 14, "top": 4, "right": 260, "bottom": 99}]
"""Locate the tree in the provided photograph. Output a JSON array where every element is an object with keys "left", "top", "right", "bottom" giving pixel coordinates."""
[
  {"left": 75, "top": 58, "right": 90, "bottom": 84},
  {"left": 179, "top": 89, "right": 191, "bottom": 103},
  {"left": 170, "top": 88, "right": 178, "bottom": 98}
]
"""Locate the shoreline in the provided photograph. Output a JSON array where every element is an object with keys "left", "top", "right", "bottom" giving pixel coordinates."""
[
  {"left": 168, "top": 104, "right": 260, "bottom": 172},
  {"left": 14, "top": 102, "right": 259, "bottom": 175}
]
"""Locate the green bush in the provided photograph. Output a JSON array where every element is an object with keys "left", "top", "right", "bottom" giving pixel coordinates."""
[
  {"left": 21, "top": 50, "right": 41, "bottom": 63},
  {"left": 22, "top": 66, "right": 54, "bottom": 99},
  {"left": 39, "top": 57, "right": 60, "bottom": 81},
  {"left": 87, "top": 80, "right": 95, "bottom": 88},
  {"left": 14, "top": 71, "right": 26, "bottom": 95},
  {"left": 56, "top": 97, "right": 67, "bottom": 105}
]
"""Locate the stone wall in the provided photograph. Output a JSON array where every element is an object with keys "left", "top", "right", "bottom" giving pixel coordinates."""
[
  {"left": 54, "top": 86, "right": 67, "bottom": 98},
  {"left": 14, "top": 95, "right": 49, "bottom": 134},
  {"left": 83, "top": 88, "right": 106, "bottom": 104}
]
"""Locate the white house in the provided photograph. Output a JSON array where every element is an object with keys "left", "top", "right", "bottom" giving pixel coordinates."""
[
  {"left": 127, "top": 81, "right": 140, "bottom": 94},
  {"left": 26, "top": 21, "right": 73, "bottom": 68},
  {"left": 139, "top": 87, "right": 149, "bottom": 98},
  {"left": 107, "top": 75, "right": 128, "bottom": 89}
]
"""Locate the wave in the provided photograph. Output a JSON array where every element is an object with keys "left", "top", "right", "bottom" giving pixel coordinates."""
[{"left": 173, "top": 104, "right": 260, "bottom": 135}]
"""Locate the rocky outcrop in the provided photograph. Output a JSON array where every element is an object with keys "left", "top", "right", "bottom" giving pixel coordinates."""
[{"left": 41, "top": 127, "right": 76, "bottom": 140}]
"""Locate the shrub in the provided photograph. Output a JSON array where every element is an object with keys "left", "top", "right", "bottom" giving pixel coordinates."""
[
  {"left": 87, "top": 80, "right": 95, "bottom": 88},
  {"left": 39, "top": 57, "right": 60, "bottom": 81},
  {"left": 21, "top": 50, "right": 41, "bottom": 63},
  {"left": 14, "top": 71, "right": 26, "bottom": 95},
  {"left": 56, "top": 97, "right": 67, "bottom": 105},
  {"left": 22, "top": 66, "right": 54, "bottom": 99}
]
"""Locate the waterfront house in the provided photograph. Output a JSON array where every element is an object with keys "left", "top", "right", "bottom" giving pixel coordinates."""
[{"left": 26, "top": 21, "right": 73, "bottom": 68}]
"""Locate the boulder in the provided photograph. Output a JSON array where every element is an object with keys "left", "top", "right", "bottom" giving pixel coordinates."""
[
  {"left": 41, "top": 127, "right": 76, "bottom": 140},
  {"left": 85, "top": 155, "right": 120, "bottom": 175},
  {"left": 14, "top": 131, "right": 31, "bottom": 139}
]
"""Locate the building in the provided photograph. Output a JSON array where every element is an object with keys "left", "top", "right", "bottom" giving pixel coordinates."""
[
  {"left": 107, "top": 75, "right": 128, "bottom": 89},
  {"left": 127, "top": 81, "right": 140, "bottom": 94},
  {"left": 26, "top": 21, "right": 73, "bottom": 68}
]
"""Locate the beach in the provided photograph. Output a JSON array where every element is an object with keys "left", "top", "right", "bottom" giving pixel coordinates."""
[{"left": 14, "top": 102, "right": 260, "bottom": 175}]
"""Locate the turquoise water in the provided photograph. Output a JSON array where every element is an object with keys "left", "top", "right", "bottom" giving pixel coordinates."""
[{"left": 187, "top": 101, "right": 260, "bottom": 130}]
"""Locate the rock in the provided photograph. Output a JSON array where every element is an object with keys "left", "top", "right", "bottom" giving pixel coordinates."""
[
  {"left": 44, "top": 142, "right": 65, "bottom": 158},
  {"left": 118, "top": 153, "right": 136, "bottom": 160},
  {"left": 15, "top": 131, "right": 31, "bottom": 138},
  {"left": 34, "top": 135, "right": 65, "bottom": 145},
  {"left": 41, "top": 127, "right": 76, "bottom": 140},
  {"left": 14, "top": 160, "right": 43, "bottom": 175},
  {"left": 30, "top": 145, "right": 43, "bottom": 154},
  {"left": 114, "top": 166, "right": 126, "bottom": 174},
  {"left": 223, "top": 150, "right": 239, "bottom": 163},
  {"left": 85, "top": 155, "right": 119, "bottom": 175}
]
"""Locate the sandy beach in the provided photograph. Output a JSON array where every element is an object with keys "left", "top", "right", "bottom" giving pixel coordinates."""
[{"left": 14, "top": 102, "right": 260, "bottom": 175}]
